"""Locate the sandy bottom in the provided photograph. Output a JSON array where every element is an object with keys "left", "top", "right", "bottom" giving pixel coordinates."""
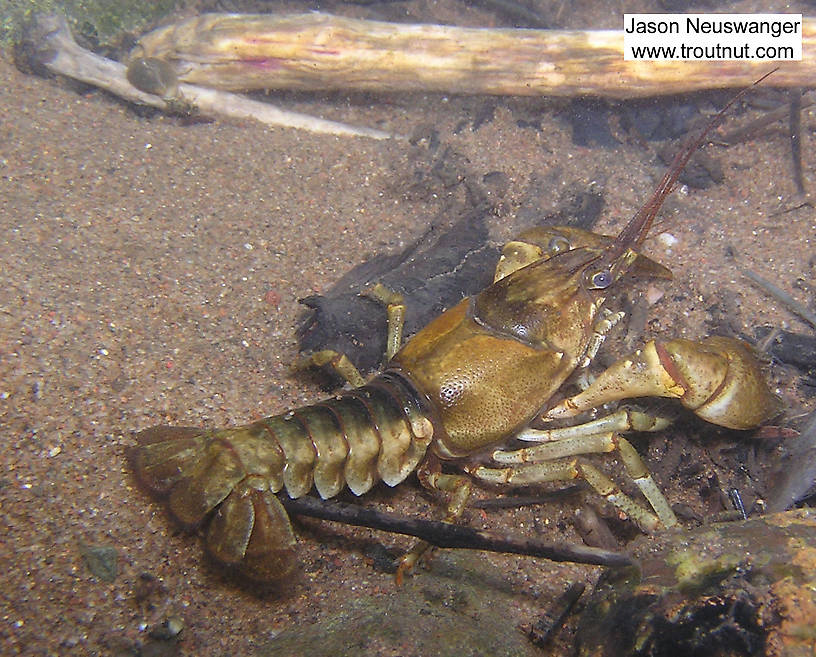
[{"left": 1, "top": 3, "right": 814, "bottom": 655}]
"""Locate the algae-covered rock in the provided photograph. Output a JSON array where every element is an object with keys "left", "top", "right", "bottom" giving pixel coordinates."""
[
  {"left": 577, "top": 509, "right": 816, "bottom": 657},
  {"left": 258, "top": 550, "right": 543, "bottom": 657}
]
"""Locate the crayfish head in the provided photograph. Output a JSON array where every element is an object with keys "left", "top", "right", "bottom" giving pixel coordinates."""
[
  {"left": 474, "top": 246, "right": 608, "bottom": 358},
  {"left": 494, "top": 226, "right": 672, "bottom": 284}
]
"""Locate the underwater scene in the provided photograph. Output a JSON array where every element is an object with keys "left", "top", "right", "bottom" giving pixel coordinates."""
[{"left": 1, "top": 0, "right": 815, "bottom": 655}]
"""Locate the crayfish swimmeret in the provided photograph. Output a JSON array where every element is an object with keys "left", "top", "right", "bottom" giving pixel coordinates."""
[{"left": 131, "top": 87, "right": 781, "bottom": 582}]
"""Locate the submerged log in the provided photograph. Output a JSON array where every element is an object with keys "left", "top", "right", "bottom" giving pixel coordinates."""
[
  {"left": 576, "top": 509, "right": 816, "bottom": 657},
  {"left": 129, "top": 12, "right": 816, "bottom": 98}
]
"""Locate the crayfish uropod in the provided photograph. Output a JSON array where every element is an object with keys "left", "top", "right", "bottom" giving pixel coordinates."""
[{"left": 131, "top": 85, "right": 781, "bottom": 582}]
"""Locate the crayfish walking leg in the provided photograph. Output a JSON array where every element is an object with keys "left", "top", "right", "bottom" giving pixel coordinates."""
[{"left": 471, "top": 337, "right": 781, "bottom": 531}]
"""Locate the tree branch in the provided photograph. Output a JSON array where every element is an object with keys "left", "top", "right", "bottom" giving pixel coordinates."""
[{"left": 281, "top": 495, "right": 634, "bottom": 568}]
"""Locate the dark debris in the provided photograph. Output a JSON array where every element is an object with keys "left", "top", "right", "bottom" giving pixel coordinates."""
[
  {"left": 767, "top": 408, "right": 816, "bottom": 512},
  {"left": 297, "top": 207, "right": 497, "bottom": 378},
  {"left": 297, "top": 183, "right": 605, "bottom": 380},
  {"left": 755, "top": 326, "right": 816, "bottom": 375}
]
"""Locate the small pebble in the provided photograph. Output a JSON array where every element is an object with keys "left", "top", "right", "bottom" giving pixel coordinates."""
[
  {"left": 645, "top": 286, "right": 665, "bottom": 306},
  {"left": 79, "top": 542, "right": 118, "bottom": 582},
  {"left": 264, "top": 289, "right": 280, "bottom": 306},
  {"left": 149, "top": 616, "right": 184, "bottom": 640},
  {"left": 657, "top": 232, "right": 678, "bottom": 248}
]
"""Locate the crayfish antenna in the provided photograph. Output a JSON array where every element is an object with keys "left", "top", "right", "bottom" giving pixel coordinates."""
[{"left": 607, "top": 68, "right": 778, "bottom": 266}]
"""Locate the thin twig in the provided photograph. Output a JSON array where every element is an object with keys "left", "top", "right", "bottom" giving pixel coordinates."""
[
  {"left": 717, "top": 95, "right": 814, "bottom": 145},
  {"left": 527, "top": 582, "right": 586, "bottom": 648},
  {"left": 280, "top": 495, "right": 634, "bottom": 568},
  {"left": 789, "top": 88, "right": 806, "bottom": 194},
  {"left": 742, "top": 268, "right": 816, "bottom": 330},
  {"left": 471, "top": 487, "right": 584, "bottom": 509}
]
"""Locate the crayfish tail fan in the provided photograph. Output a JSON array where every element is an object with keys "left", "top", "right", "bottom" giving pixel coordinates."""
[
  {"left": 130, "top": 425, "right": 246, "bottom": 526},
  {"left": 207, "top": 485, "right": 298, "bottom": 581},
  {"left": 130, "top": 425, "right": 298, "bottom": 581}
]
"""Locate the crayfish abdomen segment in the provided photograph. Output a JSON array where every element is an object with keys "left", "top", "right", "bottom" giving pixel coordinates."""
[{"left": 130, "top": 371, "right": 435, "bottom": 580}]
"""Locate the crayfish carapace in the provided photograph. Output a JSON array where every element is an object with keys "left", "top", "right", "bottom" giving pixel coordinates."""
[{"left": 131, "top": 84, "right": 781, "bottom": 582}]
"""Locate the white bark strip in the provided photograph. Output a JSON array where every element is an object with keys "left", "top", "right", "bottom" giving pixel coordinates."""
[{"left": 33, "top": 14, "right": 396, "bottom": 140}]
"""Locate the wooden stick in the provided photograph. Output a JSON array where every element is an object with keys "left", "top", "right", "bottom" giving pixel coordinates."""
[
  {"left": 130, "top": 12, "right": 815, "bottom": 98},
  {"left": 281, "top": 495, "right": 634, "bottom": 568},
  {"left": 30, "top": 14, "right": 396, "bottom": 139}
]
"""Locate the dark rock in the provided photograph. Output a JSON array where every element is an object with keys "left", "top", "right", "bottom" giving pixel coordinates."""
[
  {"left": 297, "top": 208, "right": 497, "bottom": 377},
  {"left": 755, "top": 326, "right": 816, "bottom": 374},
  {"left": 257, "top": 551, "right": 543, "bottom": 657}
]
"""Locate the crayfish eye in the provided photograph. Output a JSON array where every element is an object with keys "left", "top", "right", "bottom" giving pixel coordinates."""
[
  {"left": 590, "top": 270, "right": 612, "bottom": 289},
  {"left": 547, "top": 236, "right": 571, "bottom": 255}
]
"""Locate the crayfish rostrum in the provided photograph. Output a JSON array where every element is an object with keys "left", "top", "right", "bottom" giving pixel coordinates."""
[{"left": 131, "top": 88, "right": 781, "bottom": 582}]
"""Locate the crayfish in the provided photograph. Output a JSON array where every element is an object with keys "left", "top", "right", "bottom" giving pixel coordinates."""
[{"left": 131, "top": 83, "right": 781, "bottom": 582}]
